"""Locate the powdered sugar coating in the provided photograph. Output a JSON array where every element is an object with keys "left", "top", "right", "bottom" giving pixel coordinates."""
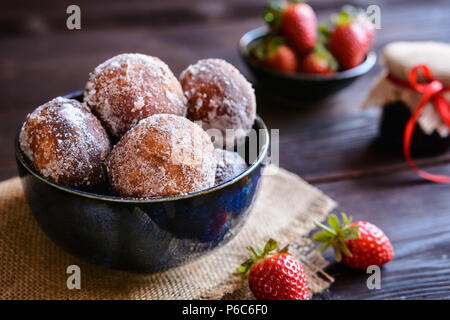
[
  {"left": 180, "top": 59, "right": 256, "bottom": 146},
  {"left": 108, "top": 114, "right": 216, "bottom": 198},
  {"left": 19, "top": 97, "right": 111, "bottom": 188},
  {"left": 214, "top": 148, "right": 248, "bottom": 185},
  {"left": 84, "top": 53, "right": 186, "bottom": 139}
]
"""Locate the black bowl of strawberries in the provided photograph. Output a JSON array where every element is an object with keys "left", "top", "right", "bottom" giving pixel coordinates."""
[{"left": 238, "top": 3, "right": 377, "bottom": 99}]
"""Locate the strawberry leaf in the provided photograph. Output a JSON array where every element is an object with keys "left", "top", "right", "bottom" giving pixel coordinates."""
[
  {"left": 328, "top": 214, "right": 340, "bottom": 229},
  {"left": 333, "top": 244, "right": 343, "bottom": 262},
  {"left": 314, "top": 220, "right": 337, "bottom": 236},
  {"left": 252, "top": 35, "right": 285, "bottom": 61},
  {"left": 248, "top": 246, "right": 263, "bottom": 258},
  {"left": 237, "top": 258, "right": 255, "bottom": 275},
  {"left": 238, "top": 238, "right": 287, "bottom": 276},
  {"left": 263, "top": 238, "right": 278, "bottom": 254},
  {"left": 236, "top": 266, "right": 246, "bottom": 273},
  {"left": 341, "top": 212, "right": 350, "bottom": 225},
  {"left": 313, "top": 231, "right": 332, "bottom": 243},
  {"left": 316, "top": 243, "right": 331, "bottom": 252},
  {"left": 278, "top": 245, "right": 289, "bottom": 254},
  {"left": 342, "top": 225, "right": 359, "bottom": 240},
  {"left": 263, "top": 2, "right": 284, "bottom": 29},
  {"left": 313, "top": 213, "right": 361, "bottom": 262},
  {"left": 337, "top": 238, "right": 352, "bottom": 257},
  {"left": 312, "top": 43, "right": 339, "bottom": 71},
  {"left": 331, "top": 5, "right": 365, "bottom": 26},
  {"left": 317, "top": 24, "right": 331, "bottom": 45}
]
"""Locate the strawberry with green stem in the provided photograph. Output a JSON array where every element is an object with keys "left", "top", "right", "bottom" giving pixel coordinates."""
[
  {"left": 313, "top": 213, "right": 394, "bottom": 270},
  {"left": 253, "top": 36, "right": 299, "bottom": 73},
  {"left": 238, "top": 238, "right": 309, "bottom": 300},
  {"left": 263, "top": 0, "right": 317, "bottom": 54},
  {"left": 333, "top": 5, "right": 375, "bottom": 48},
  {"left": 328, "top": 6, "right": 375, "bottom": 70}
]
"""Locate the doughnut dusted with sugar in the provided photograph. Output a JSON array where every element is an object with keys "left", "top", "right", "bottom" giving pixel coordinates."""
[
  {"left": 214, "top": 148, "right": 248, "bottom": 185},
  {"left": 108, "top": 113, "right": 216, "bottom": 198},
  {"left": 84, "top": 53, "right": 186, "bottom": 139},
  {"left": 180, "top": 58, "right": 256, "bottom": 146},
  {"left": 19, "top": 97, "right": 111, "bottom": 188}
]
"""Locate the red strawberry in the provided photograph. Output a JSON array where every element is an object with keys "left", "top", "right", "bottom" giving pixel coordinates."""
[
  {"left": 313, "top": 213, "right": 394, "bottom": 270},
  {"left": 299, "top": 44, "right": 338, "bottom": 74},
  {"left": 238, "top": 239, "right": 309, "bottom": 300},
  {"left": 264, "top": 1, "right": 317, "bottom": 54},
  {"left": 329, "top": 24, "right": 367, "bottom": 70},
  {"left": 253, "top": 36, "right": 298, "bottom": 73},
  {"left": 328, "top": 6, "right": 375, "bottom": 69},
  {"left": 265, "top": 44, "right": 299, "bottom": 73}
]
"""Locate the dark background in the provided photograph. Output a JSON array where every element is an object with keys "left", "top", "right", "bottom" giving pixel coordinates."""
[{"left": 1, "top": 0, "right": 450, "bottom": 299}]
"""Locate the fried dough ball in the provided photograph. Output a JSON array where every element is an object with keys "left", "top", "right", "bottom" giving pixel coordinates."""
[
  {"left": 19, "top": 97, "right": 111, "bottom": 188},
  {"left": 214, "top": 148, "right": 248, "bottom": 185},
  {"left": 108, "top": 114, "right": 216, "bottom": 198},
  {"left": 179, "top": 58, "right": 256, "bottom": 146},
  {"left": 84, "top": 53, "right": 186, "bottom": 139}
]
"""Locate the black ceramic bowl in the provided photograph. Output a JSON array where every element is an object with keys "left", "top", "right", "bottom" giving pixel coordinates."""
[
  {"left": 15, "top": 91, "right": 269, "bottom": 273},
  {"left": 238, "top": 26, "right": 377, "bottom": 99}
]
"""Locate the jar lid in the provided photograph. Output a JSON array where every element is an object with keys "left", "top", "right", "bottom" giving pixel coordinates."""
[{"left": 382, "top": 41, "right": 450, "bottom": 86}]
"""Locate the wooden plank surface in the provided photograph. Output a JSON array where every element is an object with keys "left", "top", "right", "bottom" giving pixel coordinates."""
[
  {"left": 1, "top": 0, "right": 450, "bottom": 299},
  {"left": 315, "top": 164, "right": 450, "bottom": 299}
]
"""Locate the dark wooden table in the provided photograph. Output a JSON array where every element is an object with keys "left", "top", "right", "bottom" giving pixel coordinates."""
[{"left": 2, "top": 0, "right": 450, "bottom": 299}]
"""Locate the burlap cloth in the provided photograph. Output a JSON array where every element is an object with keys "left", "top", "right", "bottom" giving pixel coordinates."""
[{"left": 0, "top": 165, "right": 336, "bottom": 300}]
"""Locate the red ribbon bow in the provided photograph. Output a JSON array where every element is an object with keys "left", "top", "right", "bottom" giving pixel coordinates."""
[{"left": 387, "top": 64, "right": 450, "bottom": 183}]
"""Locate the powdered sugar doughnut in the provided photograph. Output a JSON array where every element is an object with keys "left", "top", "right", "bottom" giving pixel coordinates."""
[
  {"left": 180, "top": 59, "right": 256, "bottom": 146},
  {"left": 84, "top": 53, "right": 186, "bottom": 139},
  {"left": 108, "top": 114, "right": 216, "bottom": 198},
  {"left": 214, "top": 148, "right": 248, "bottom": 185},
  {"left": 19, "top": 97, "right": 111, "bottom": 188}
]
